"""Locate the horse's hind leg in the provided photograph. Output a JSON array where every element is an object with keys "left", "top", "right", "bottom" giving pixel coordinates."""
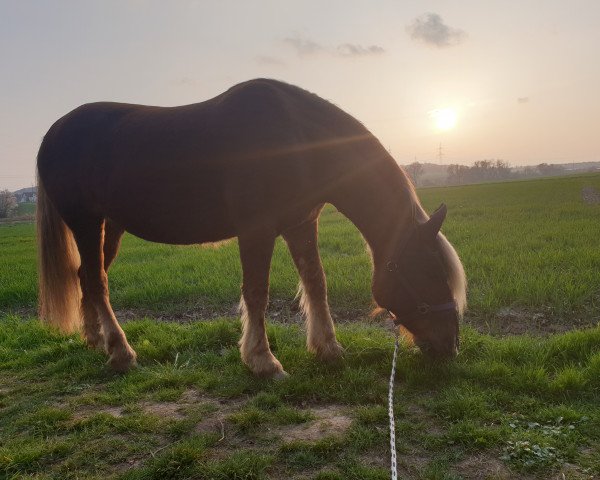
[
  {"left": 73, "top": 217, "right": 136, "bottom": 371},
  {"left": 80, "top": 219, "right": 124, "bottom": 350},
  {"left": 103, "top": 219, "right": 124, "bottom": 272},
  {"left": 79, "top": 266, "right": 103, "bottom": 349},
  {"left": 283, "top": 220, "right": 343, "bottom": 361},
  {"left": 238, "top": 233, "right": 286, "bottom": 378}
]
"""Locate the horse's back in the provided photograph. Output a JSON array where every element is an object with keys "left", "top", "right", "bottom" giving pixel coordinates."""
[{"left": 37, "top": 79, "right": 377, "bottom": 243}]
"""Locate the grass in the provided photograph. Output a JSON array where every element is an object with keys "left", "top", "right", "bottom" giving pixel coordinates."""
[
  {"left": 0, "top": 316, "right": 598, "bottom": 479},
  {"left": 1, "top": 173, "right": 600, "bottom": 479},
  {"left": 15, "top": 202, "right": 36, "bottom": 217},
  {"left": 1, "top": 174, "right": 599, "bottom": 320}
]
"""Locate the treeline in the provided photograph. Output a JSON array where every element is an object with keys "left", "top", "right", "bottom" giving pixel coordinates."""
[
  {"left": 446, "top": 160, "right": 565, "bottom": 185},
  {"left": 405, "top": 160, "right": 566, "bottom": 187}
]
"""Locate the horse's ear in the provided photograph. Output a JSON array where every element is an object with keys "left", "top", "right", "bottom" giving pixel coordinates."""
[{"left": 420, "top": 203, "right": 447, "bottom": 240}]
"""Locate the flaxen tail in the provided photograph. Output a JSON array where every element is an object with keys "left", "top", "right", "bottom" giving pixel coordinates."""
[{"left": 37, "top": 177, "right": 82, "bottom": 333}]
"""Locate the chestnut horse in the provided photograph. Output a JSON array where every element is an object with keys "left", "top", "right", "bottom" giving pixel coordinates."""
[{"left": 37, "top": 79, "right": 466, "bottom": 377}]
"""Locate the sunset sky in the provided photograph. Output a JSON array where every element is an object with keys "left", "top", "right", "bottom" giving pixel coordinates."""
[{"left": 1, "top": 0, "right": 599, "bottom": 190}]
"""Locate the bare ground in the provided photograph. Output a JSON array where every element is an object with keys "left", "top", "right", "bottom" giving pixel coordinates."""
[
  {"left": 7, "top": 297, "right": 599, "bottom": 338},
  {"left": 276, "top": 405, "right": 353, "bottom": 443},
  {"left": 111, "top": 298, "right": 600, "bottom": 337}
]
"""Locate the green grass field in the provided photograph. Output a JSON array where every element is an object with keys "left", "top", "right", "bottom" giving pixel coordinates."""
[
  {"left": 2, "top": 174, "right": 600, "bottom": 320},
  {"left": 1, "top": 173, "right": 600, "bottom": 479},
  {"left": 14, "top": 202, "right": 36, "bottom": 217}
]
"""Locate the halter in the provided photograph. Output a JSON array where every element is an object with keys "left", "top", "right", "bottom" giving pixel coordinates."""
[{"left": 384, "top": 260, "right": 457, "bottom": 327}]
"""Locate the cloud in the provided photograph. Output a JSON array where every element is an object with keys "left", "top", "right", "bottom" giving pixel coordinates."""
[
  {"left": 284, "top": 35, "right": 385, "bottom": 59},
  {"left": 255, "top": 55, "right": 286, "bottom": 66},
  {"left": 407, "top": 13, "right": 466, "bottom": 48},
  {"left": 517, "top": 97, "right": 530, "bottom": 104},
  {"left": 336, "top": 44, "right": 385, "bottom": 57},
  {"left": 283, "top": 36, "right": 324, "bottom": 56},
  {"left": 175, "top": 77, "right": 198, "bottom": 86}
]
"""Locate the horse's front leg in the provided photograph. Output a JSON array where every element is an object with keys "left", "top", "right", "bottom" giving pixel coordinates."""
[
  {"left": 283, "top": 219, "right": 344, "bottom": 362},
  {"left": 238, "top": 233, "right": 286, "bottom": 378}
]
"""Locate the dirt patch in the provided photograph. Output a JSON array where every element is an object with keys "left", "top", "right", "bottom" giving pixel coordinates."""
[
  {"left": 468, "top": 307, "right": 599, "bottom": 337},
  {"left": 404, "top": 403, "right": 446, "bottom": 436},
  {"left": 194, "top": 403, "right": 353, "bottom": 448},
  {"left": 112, "top": 298, "right": 304, "bottom": 324},
  {"left": 0, "top": 215, "right": 34, "bottom": 225},
  {"left": 581, "top": 186, "right": 600, "bottom": 204},
  {"left": 6, "top": 301, "right": 597, "bottom": 341},
  {"left": 71, "top": 405, "right": 124, "bottom": 421},
  {"left": 113, "top": 299, "right": 368, "bottom": 326},
  {"left": 144, "top": 389, "right": 246, "bottom": 422},
  {"left": 453, "top": 453, "right": 594, "bottom": 480},
  {"left": 357, "top": 451, "right": 388, "bottom": 470},
  {"left": 556, "top": 462, "right": 597, "bottom": 479},
  {"left": 114, "top": 305, "right": 239, "bottom": 324},
  {"left": 195, "top": 416, "right": 227, "bottom": 437},
  {"left": 455, "top": 453, "right": 519, "bottom": 480},
  {"left": 277, "top": 405, "right": 352, "bottom": 443},
  {"left": 116, "top": 302, "right": 600, "bottom": 338},
  {"left": 141, "top": 401, "right": 187, "bottom": 419},
  {"left": 191, "top": 392, "right": 248, "bottom": 437},
  {"left": 395, "top": 452, "right": 430, "bottom": 479},
  {"left": 70, "top": 389, "right": 240, "bottom": 425}
]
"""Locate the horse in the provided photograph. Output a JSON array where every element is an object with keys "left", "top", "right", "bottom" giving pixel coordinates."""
[{"left": 36, "top": 78, "right": 466, "bottom": 377}]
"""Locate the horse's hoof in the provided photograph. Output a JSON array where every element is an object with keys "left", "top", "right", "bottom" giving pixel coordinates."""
[
  {"left": 272, "top": 370, "right": 289, "bottom": 380},
  {"left": 314, "top": 341, "right": 345, "bottom": 362},
  {"left": 246, "top": 356, "right": 287, "bottom": 379},
  {"left": 108, "top": 347, "right": 137, "bottom": 373}
]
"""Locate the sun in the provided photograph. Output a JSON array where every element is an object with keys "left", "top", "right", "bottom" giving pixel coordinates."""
[{"left": 431, "top": 108, "right": 458, "bottom": 131}]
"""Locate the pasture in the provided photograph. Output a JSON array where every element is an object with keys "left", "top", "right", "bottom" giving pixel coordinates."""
[{"left": 1, "top": 173, "right": 600, "bottom": 479}]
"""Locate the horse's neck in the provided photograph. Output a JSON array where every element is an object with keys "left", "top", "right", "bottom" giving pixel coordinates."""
[{"left": 329, "top": 158, "right": 414, "bottom": 266}]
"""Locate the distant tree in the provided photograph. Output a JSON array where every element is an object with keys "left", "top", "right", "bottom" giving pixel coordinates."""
[
  {"left": 406, "top": 162, "right": 424, "bottom": 186},
  {"left": 446, "top": 164, "right": 469, "bottom": 184},
  {"left": 471, "top": 160, "right": 494, "bottom": 181},
  {"left": 521, "top": 166, "right": 537, "bottom": 178},
  {"left": 537, "top": 163, "right": 564, "bottom": 176},
  {"left": 0, "top": 190, "right": 17, "bottom": 218},
  {"left": 446, "top": 160, "right": 514, "bottom": 185},
  {"left": 494, "top": 160, "right": 511, "bottom": 179}
]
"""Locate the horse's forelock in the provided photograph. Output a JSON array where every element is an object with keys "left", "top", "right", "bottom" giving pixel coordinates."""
[{"left": 437, "top": 232, "right": 467, "bottom": 317}]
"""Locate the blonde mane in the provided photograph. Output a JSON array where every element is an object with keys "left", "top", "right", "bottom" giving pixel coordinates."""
[
  {"left": 437, "top": 232, "right": 467, "bottom": 317},
  {"left": 408, "top": 184, "right": 467, "bottom": 317}
]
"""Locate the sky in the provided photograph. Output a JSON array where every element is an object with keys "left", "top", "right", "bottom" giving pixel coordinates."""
[{"left": 1, "top": 0, "right": 599, "bottom": 191}]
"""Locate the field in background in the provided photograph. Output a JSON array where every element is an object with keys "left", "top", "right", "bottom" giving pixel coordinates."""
[
  {"left": 1, "top": 174, "right": 599, "bottom": 324},
  {"left": 1, "top": 173, "right": 600, "bottom": 479},
  {"left": 14, "top": 202, "right": 36, "bottom": 217}
]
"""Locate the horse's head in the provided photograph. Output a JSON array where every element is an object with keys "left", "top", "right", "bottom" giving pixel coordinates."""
[{"left": 373, "top": 204, "right": 461, "bottom": 359}]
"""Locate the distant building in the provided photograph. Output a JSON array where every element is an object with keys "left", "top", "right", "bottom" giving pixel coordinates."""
[{"left": 13, "top": 186, "right": 37, "bottom": 203}]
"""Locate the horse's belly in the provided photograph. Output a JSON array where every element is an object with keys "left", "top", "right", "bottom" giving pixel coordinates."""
[
  {"left": 105, "top": 182, "right": 236, "bottom": 245},
  {"left": 124, "top": 220, "right": 234, "bottom": 245},
  {"left": 113, "top": 209, "right": 235, "bottom": 245}
]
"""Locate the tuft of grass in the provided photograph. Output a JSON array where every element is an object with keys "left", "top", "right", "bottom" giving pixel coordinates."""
[{"left": 279, "top": 436, "right": 345, "bottom": 470}]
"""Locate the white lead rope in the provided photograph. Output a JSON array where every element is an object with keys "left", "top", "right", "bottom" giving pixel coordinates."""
[{"left": 388, "top": 330, "right": 400, "bottom": 480}]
